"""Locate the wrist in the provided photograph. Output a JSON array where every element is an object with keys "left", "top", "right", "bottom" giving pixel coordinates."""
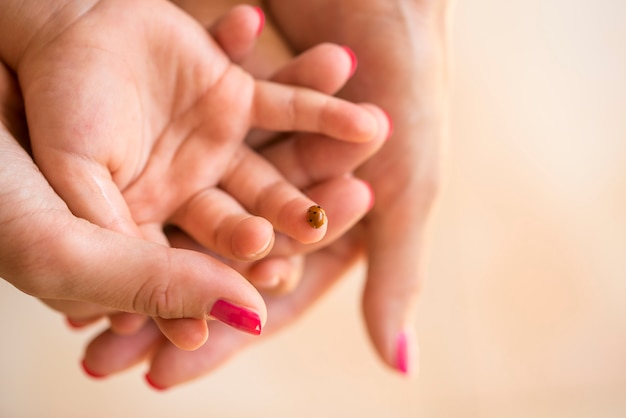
[{"left": 0, "top": 0, "right": 99, "bottom": 70}]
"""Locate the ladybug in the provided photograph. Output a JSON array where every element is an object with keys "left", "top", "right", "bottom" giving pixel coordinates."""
[{"left": 306, "top": 205, "right": 326, "bottom": 229}]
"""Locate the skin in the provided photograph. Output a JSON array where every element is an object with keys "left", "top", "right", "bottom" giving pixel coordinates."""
[
  {"left": 80, "top": 0, "right": 451, "bottom": 388},
  {"left": 0, "top": 1, "right": 389, "bottom": 350}
]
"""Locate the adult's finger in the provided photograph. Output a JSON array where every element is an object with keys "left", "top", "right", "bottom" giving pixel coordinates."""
[
  {"left": 145, "top": 233, "right": 365, "bottom": 389},
  {"left": 0, "top": 146, "right": 267, "bottom": 343}
]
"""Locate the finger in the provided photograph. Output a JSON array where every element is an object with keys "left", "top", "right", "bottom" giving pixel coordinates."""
[
  {"left": 170, "top": 187, "right": 275, "bottom": 261},
  {"left": 270, "top": 176, "right": 374, "bottom": 256},
  {"left": 108, "top": 312, "right": 150, "bottom": 335},
  {"left": 247, "top": 43, "right": 357, "bottom": 147},
  {"left": 18, "top": 217, "right": 267, "bottom": 339},
  {"left": 82, "top": 320, "right": 164, "bottom": 379},
  {"left": 361, "top": 202, "right": 431, "bottom": 377},
  {"left": 270, "top": 43, "right": 356, "bottom": 93},
  {"left": 208, "top": 5, "right": 264, "bottom": 63},
  {"left": 153, "top": 317, "right": 208, "bottom": 351},
  {"left": 34, "top": 153, "right": 141, "bottom": 238},
  {"left": 166, "top": 224, "right": 303, "bottom": 295},
  {"left": 144, "top": 235, "right": 364, "bottom": 389},
  {"left": 245, "top": 255, "right": 304, "bottom": 294},
  {"left": 66, "top": 310, "right": 149, "bottom": 336},
  {"left": 258, "top": 104, "right": 389, "bottom": 189},
  {"left": 220, "top": 146, "right": 328, "bottom": 244},
  {"left": 252, "top": 81, "right": 386, "bottom": 144}
]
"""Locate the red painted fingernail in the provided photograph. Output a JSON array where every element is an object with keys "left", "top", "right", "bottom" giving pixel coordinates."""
[
  {"left": 145, "top": 374, "right": 168, "bottom": 391},
  {"left": 81, "top": 359, "right": 106, "bottom": 379},
  {"left": 382, "top": 109, "right": 394, "bottom": 140},
  {"left": 341, "top": 45, "right": 358, "bottom": 77},
  {"left": 66, "top": 317, "right": 85, "bottom": 329},
  {"left": 396, "top": 332, "right": 410, "bottom": 375},
  {"left": 210, "top": 299, "right": 262, "bottom": 335},
  {"left": 253, "top": 7, "right": 265, "bottom": 37}
]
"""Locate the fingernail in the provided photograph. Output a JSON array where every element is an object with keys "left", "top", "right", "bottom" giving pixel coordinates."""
[
  {"left": 382, "top": 109, "right": 394, "bottom": 140},
  {"left": 253, "top": 7, "right": 265, "bottom": 37},
  {"left": 66, "top": 317, "right": 85, "bottom": 329},
  {"left": 145, "top": 373, "right": 168, "bottom": 391},
  {"left": 363, "top": 181, "right": 375, "bottom": 211},
  {"left": 341, "top": 45, "right": 358, "bottom": 77},
  {"left": 210, "top": 299, "right": 262, "bottom": 335},
  {"left": 81, "top": 359, "right": 106, "bottom": 379},
  {"left": 396, "top": 332, "right": 410, "bottom": 375}
]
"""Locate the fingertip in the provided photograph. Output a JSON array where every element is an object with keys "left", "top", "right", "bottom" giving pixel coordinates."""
[
  {"left": 247, "top": 255, "right": 304, "bottom": 295},
  {"left": 358, "top": 103, "right": 393, "bottom": 143},
  {"left": 66, "top": 317, "right": 90, "bottom": 330},
  {"left": 341, "top": 45, "right": 358, "bottom": 78},
  {"left": 145, "top": 373, "right": 169, "bottom": 391},
  {"left": 395, "top": 329, "right": 419, "bottom": 377},
  {"left": 81, "top": 359, "right": 107, "bottom": 379},
  {"left": 231, "top": 216, "right": 274, "bottom": 260},
  {"left": 155, "top": 318, "right": 209, "bottom": 351}
]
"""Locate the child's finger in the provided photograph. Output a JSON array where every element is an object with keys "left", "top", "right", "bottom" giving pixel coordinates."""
[
  {"left": 251, "top": 81, "right": 385, "bottom": 143},
  {"left": 270, "top": 43, "right": 356, "bottom": 98},
  {"left": 270, "top": 176, "right": 374, "bottom": 257},
  {"left": 246, "top": 43, "right": 357, "bottom": 147},
  {"left": 169, "top": 187, "right": 275, "bottom": 261},
  {"left": 166, "top": 225, "right": 304, "bottom": 295},
  {"left": 258, "top": 104, "right": 389, "bottom": 189},
  {"left": 220, "top": 146, "right": 327, "bottom": 244},
  {"left": 208, "top": 5, "right": 264, "bottom": 63},
  {"left": 34, "top": 152, "right": 142, "bottom": 239}
]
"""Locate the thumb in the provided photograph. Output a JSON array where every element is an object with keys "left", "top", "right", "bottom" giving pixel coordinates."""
[{"left": 19, "top": 213, "right": 267, "bottom": 338}]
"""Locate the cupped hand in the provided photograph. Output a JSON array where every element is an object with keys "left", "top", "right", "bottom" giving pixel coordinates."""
[
  {"left": 266, "top": 0, "right": 450, "bottom": 374},
  {"left": 82, "top": 0, "right": 450, "bottom": 386},
  {"left": 3, "top": 0, "right": 389, "bottom": 348},
  {"left": 0, "top": 61, "right": 267, "bottom": 350}
]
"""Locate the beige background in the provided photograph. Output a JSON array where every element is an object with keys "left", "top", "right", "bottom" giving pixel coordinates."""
[{"left": 2, "top": 0, "right": 626, "bottom": 416}]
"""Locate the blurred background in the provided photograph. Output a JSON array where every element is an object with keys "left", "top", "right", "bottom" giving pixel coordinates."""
[{"left": 2, "top": 0, "right": 626, "bottom": 416}]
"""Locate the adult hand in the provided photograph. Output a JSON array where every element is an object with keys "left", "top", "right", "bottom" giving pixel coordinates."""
[
  {"left": 266, "top": 0, "right": 451, "bottom": 374},
  {"left": 80, "top": 0, "right": 449, "bottom": 386},
  {"left": 1, "top": 1, "right": 388, "bottom": 349},
  {"left": 0, "top": 61, "right": 267, "bottom": 350}
]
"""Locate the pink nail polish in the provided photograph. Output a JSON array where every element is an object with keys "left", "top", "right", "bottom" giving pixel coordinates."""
[
  {"left": 145, "top": 374, "right": 168, "bottom": 391},
  {"left": 210, "top": 299, "right": 262, "bottom": 335},
  {"left": 81, "top": 359, "right": 105, "bottom": 379},
  {"left": 341, "top": 46, "right": 358, "bottom": 77},
  {"left": 66, "top": 317, "right": 85, "bottom": 329},
  {"left": 253, "top": 7, "right": 265, "bottom": 37},
  {"left": 396, "top": 332, "right": 409, "bottom": 375}
]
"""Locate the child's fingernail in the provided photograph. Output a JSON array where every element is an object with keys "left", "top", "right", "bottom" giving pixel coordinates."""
[
  {"left": 363, "top": 181, "right": 375, "bottom": 211},
  {"left": 81, "top": 359, "right": 106, "bottom": 379},
  {"left": 396, "top": 331, "right": 410, "bottom": 375},
  {"left": 253, "top": 7, "right": 265, "bottom": 37},
  {"left": 341, "top": 45, "right": 358, "bottom": 77},
  {"left": 209, "top": 299, "right": 262, "bottom": 335},
  {"left": 382, "top": 109, "right": 394, "bottom": 140},
  {"left": 145, "top": 373, "right": 168, "bottom": 391}
]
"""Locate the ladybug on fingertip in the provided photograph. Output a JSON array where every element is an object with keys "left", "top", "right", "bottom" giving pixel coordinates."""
[{"left": 306, "top": 205, "right": 326, "bottom": 229}]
